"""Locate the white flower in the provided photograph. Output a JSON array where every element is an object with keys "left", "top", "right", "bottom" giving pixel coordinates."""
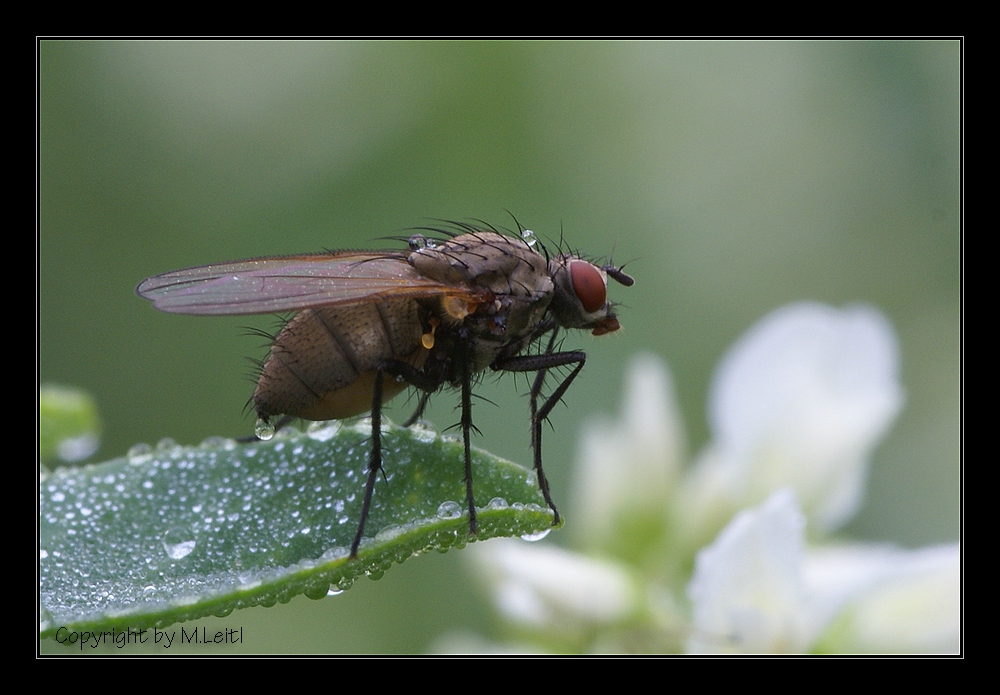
[
  {"left": 807, "top": 543, "right": 960, "bottom": 654},
  {"left": 465, "top": 302, "right": 954, "bottom": 654},
  {"left": 687, "top": 489, "right": 810, "bottom": 653},
  {"left": 687, "top": 490, "right": 960, "bottom": 654},
  {"left": 685, "top": 302, "right": 904, "bottom": 535},
  {"left": 571, "top": 353, "right": 685, "bottom": 553},
  {"left": 470, "top": 539, "right": 639, "bottom": 629}
]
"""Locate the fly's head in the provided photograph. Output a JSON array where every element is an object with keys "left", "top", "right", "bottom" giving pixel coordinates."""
[{"left": 548, "top": 254, "right": 634, "bottom": 336}]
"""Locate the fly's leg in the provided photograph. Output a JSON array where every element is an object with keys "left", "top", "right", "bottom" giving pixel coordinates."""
[
  {"left": 352, "top": 360, "right": 464, "bottom": 547},
  {"left": 527, "top": 331, "right": 562, "bottom": 458},
  {"left": 402, "top": 329, "right": 479, "bottom": 538},
  {"left": 352, "top": 354, "right": 478, "bottom": 545},
  {"left": 381, "top": 360, "right": 440, "bottom": 428},
  {"left": 530, "top": 358, "right": 585, "bottom": 525},
  {"left": 351, "top": 368, "right": 385, "bottom": 559},
  {"left": 495, "top": 342, "right": 587, "bottom": 526},
  {"left": 402, "top": 391, "right": 432, "bottom": 427},
  {"left": 460, "top": 341, "right": 478, "bottom": 536}
]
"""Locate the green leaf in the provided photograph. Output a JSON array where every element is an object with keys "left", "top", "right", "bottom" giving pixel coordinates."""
[{"left": 39, "top": 420, "right": 558, "bottom": 639}]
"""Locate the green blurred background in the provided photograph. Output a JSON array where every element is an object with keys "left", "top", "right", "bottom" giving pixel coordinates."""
[{"left": 39, "top": 40, "right": 960, "bottom": 653}]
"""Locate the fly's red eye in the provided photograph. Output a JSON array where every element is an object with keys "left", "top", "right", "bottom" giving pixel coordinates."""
[{"left": 570, "top": 261, "right": 606, "bottom": 313}]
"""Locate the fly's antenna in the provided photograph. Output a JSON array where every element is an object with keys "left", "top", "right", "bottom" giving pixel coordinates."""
[
  {"left": 604, "top": 265, "right": 635, "bottom": 287},
  {"left": 603, "top": 259, "right": 636, "bottom": 287}
]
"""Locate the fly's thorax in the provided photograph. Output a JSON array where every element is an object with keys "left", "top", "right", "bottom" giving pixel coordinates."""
[
  {"left": 409, "top": 230, "right": 556, "bottom": 335},
  {"left": 472, "top": 296, "right": 552, "bottom": 372},
  {"left": 408, "top": 232, "right": 552, "bottom": 299},
  {"left": 548, "top": 255, "right": 621, "bottom": 335},
  {"left": 417, "top": 292, "right": 550, "bottom": 378},
  {"left": 253, "top": 299, "right": 427, "bottom": 421},
  {"left": 407, "top": 231, "right": 560, "bottom": 371}
]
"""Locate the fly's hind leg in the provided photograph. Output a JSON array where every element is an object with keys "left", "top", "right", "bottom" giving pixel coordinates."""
[
  {"left": 352, "top": 360, "right": 447, "bottom": 557},
  {"left": 352, "top": 368, "right": 386, "bottom": 559},
  {"left": 494, "top": 333, "right": 586, "bottom": 526}
]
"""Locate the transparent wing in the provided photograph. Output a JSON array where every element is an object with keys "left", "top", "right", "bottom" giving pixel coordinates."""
[{"left": 136, "top": 252, "right": 464, "bottom": 315}]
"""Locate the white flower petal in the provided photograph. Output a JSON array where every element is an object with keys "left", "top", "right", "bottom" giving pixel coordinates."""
[
  {"left": 572, "top": 353, "right": 684, "bottom": 550},
  {"left": 687, "top": 490, "right": 959, "bottom": 654},
  {"left": 471, "top": 539, "right": 638, "bottom": 628},
  {"left": 808, "top": 543, "right": 960, "bottom": 654},
  {"left": 704, "top": 302, "right": 904, "bottom": 532},
  {"left": 687, "top": 489, "right": 808, "bottom": 653}
]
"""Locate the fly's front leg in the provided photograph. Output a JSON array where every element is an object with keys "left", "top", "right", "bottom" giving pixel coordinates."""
[
  {"left": 495, "top": 344, "right": 587, "bottom": 526},
  {"left": 352, "top": 368, "right": 385, "bottom": 559},
  {"left": 528, "top": 330, "right": 562, "bottom": 456}
]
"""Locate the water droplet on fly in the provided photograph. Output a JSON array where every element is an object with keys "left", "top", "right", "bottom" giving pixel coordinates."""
[
  {"left": 521, "top": 229, "right": 537, "bottom": 247},
  {"left": 255, "top": 419, "right": 275, "bottom": 440},
  {"left": 408, "top": 234, "right": 427, "bottom": 250}
]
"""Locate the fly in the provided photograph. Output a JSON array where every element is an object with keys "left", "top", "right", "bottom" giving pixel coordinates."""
[{"left": 136, "top": 221, "right": 633, "bottom": 558}]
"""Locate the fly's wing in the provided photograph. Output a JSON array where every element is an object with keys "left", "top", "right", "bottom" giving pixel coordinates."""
[{"left": 137, "top": 252, "right": 468, "bottom": 315}]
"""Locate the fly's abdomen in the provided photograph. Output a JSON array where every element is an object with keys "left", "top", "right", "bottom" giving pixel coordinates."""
[{"left": 254, "top": 299, "right": 426, "bottom": 421}]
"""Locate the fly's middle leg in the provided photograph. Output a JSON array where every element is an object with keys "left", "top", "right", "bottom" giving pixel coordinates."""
[
  {"left": 460, "top": 345, "right": 477, "bottom": 536},
  {"left": 402, "top": 391, "right": 432, "bottom": 427},
  {"left": 383, "top": 361, "right": 436, "bottom": 427},
  {"left": 384, "top": 352, "right": 479, "bottom": 538}
]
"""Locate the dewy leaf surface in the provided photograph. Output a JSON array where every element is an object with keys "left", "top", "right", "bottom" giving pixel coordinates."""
[{"left": 39, "top": 421, "right": 556, "bottom": 638}]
